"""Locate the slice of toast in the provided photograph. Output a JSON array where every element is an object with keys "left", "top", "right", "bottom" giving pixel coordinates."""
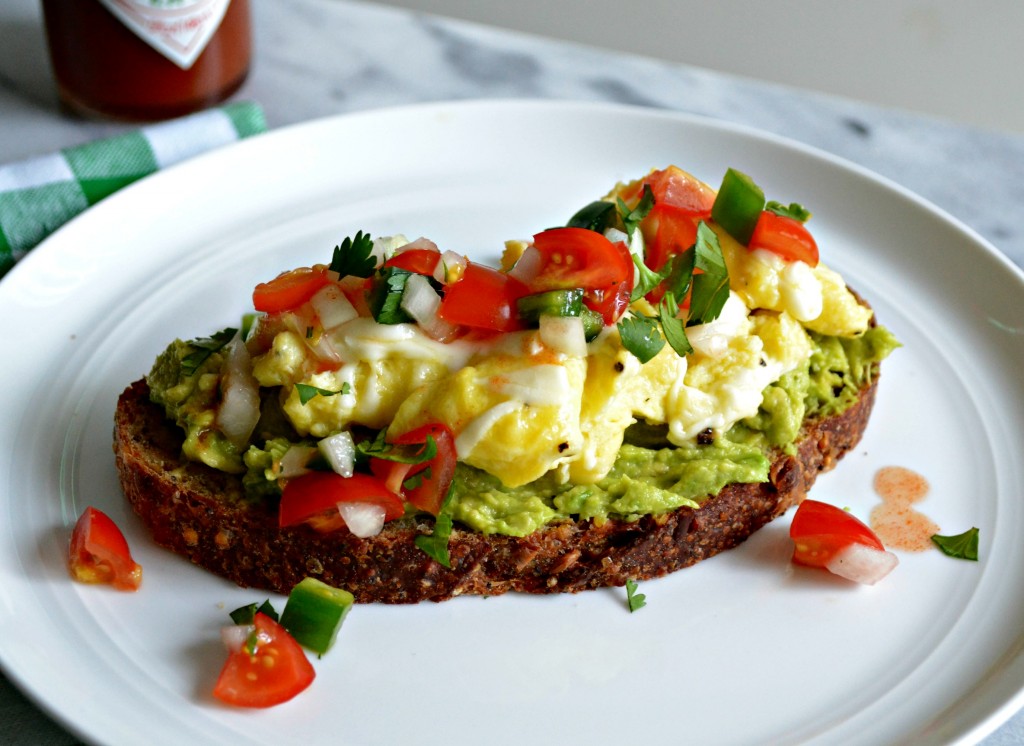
[{"left": 114, "top": 372, "right": 878, "bottom": 604}]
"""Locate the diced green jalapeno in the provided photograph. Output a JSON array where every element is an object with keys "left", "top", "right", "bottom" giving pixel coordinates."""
[
  {"left": 279, "top": 577, "right": 354, "bottom": 655},
  {"left": 580, "top": 307, "right": 604, "bottom": 342},
  {"left": 516, "top": 288, "right": 585, "bottom": 323},
  {"left": 711, "top": 168, "right": 765, "bottom": 246},
  {"left": 567, "top": 200, "right": 618, "bottom": 234}
]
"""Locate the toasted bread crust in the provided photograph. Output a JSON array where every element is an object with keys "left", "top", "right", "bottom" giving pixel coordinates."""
[{"left": 115, "top": 377, "right": 877, "bottom": 603}]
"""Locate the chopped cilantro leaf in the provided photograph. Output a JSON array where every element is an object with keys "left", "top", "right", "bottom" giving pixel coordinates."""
[
  {"left": 329, "top": 230, "right": 376, "bottom": 278},
  {"left": 369, "top": 266, "right": 414, "bottom": 325},
  {"left": 658, "top": 294, "right": 692, "bottom": 357},
  {"left": 229, "top": 599, "right": 279, "bottom": 625},
  {"left": 630, "top": 254, "right": 671, "bottom": 302},
  {"left": 931, "top": 527, "right": 979, "bottom": 561},
  {"left": 295, "top": 382, "right": 351, "bottom": 405},
  {"left": 625, "top": 579, "right": 646, "bottom": 612},
  {"left": 617, "top": 314, "right": 665, "bottom": 363},
  {"left": 618, "top": 184, "right": 655, "bottom": 239},
  {"left": 355, "top": 432, "right": 438, "bottom": 465},
  {"left": 687, "top": 222, "right": 730, "bottom": 325},
  {"left": 414, "top": 485, "right": 455, "bottom": 568},
  {"left": 766, "top": 201, "right": 812, "bottom": 223},
  {"left": 181, "top": 327, "right": 237, "bottom": 377}
]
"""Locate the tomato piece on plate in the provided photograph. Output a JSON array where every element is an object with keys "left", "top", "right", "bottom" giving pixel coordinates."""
[
  {"left": 390, "top": 423, "right": 457, "bottom": 515},
  {"left": 749, "top": 211, "right": 819, "bottom": 266},
  {"left": 278, "top": 471, "right": 405, "bottom": 533},
  {"left": 438, "top": 261, "right": 529, "bottom": 332},
  {"left": 790, "top": 499, "right": 897, "bottom": 585},
  {"left": 384, "top": 248, "right": 441, "bottom": 276},
  {"left": 253, "top": 266, "right": 332, "bottom": 313},
  {"left": 69, "top": 506, "right": 142, "bottom": 591},
  {"left": 213, "top": 612, "right": 315, "bottom": 708}
]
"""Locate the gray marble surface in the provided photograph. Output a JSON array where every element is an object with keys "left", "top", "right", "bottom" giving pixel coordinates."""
[{"left": 2, "top": 0, "right": 1023, "bottom": 743}]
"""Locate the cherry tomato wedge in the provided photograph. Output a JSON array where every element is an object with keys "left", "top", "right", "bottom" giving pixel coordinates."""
[
  {"left": 69, "top": 506, "right": 142, "bottom": 591},
  {"left": 438, "top": 261, "right": 529, "bottom": 332},
  {"left": 384, "top": 248, "right": 441, "bottom": 276},
  {"left": 213, "top": 612, "right": 315, "bottom": 708},
  {"left": 790, "top": 499, "right": 884, "bottom": 568},
  {"left": 749, "top": 211, "right": 819, "bottom": 266},
  {"left": 278, "top": 471, "right": 404, "bottom": 533},
  {"left": 390, "top": 423, "right": 457, "bottom": 515},
  {"left": 253, "top": 266, "right": 332, "bottom": 313},
  {"left": 528, "top": 227, "right": 632, "bottom": 294},
  {"left": 518, "top": 227, "right": 632, "bottom": 324}
]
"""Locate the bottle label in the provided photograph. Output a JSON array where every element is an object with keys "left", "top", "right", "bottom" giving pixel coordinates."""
[{"left": 97, "top": 0, "right": 231, "bottom": 70}]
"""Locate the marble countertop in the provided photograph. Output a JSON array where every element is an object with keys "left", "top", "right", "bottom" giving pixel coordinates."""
[{"left": 2, "top": 0, "right": 1022, "bottom": 743}]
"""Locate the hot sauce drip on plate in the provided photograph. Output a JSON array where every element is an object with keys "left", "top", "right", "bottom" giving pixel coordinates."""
[{"left": 870, "top": 466, "right": 940, "bottom": 552}]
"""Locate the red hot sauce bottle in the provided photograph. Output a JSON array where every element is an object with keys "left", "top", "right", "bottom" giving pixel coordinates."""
[{"left": 41, "top": 0, "right": 252, "bottom": 122}]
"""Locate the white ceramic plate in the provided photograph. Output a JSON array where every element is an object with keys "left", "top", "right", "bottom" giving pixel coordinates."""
[{"left": 2, "top": 100, "right": 1023, "bottom": 746}]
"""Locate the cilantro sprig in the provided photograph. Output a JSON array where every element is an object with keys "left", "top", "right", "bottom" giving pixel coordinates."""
[
  {"left": 329, "top": 230, "right": 376, "bottom": 278},
  {"left": 414, "top": 486, "right": 455, "bottom": 568},
  {"left": 766, "top": 200, "right": 812, "bottom": 223},
  {"left": 931, "top": 527, "right": 980, "bottom": 561},
  {"left": 181, "top": 327, "right": 237, "bottom": 377},
  {"left": 356, "top": 429, "right": 438, "bottom": 465},
  {"left": 617, "top": 220, "right": 729, "bottom": 363},
  {"left": 618, "top": 183, "right": 655, "bottom": 239},
  {"left": 625, "top": 579, "right": 646, "bottom": 612}
]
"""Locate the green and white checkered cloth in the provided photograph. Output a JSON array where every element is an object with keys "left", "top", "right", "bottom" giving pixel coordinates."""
[{"left": 0, "top": 101, "right": 266, "bottom": 279}]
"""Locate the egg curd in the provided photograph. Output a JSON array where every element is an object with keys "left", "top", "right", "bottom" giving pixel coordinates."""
[{"left": 146, "top": 166, "right": 898, "bottom": 539}]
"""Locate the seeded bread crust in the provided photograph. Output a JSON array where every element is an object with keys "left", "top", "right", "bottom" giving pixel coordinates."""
[{"left": 114, "top": 373, "right": 878, "bottom": 604}]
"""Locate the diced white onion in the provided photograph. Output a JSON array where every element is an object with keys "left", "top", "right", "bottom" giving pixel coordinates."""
[
  {"left": 825, "top": 543, "right": 899, "bottom": 585},
  {"left": 372, "top": 235, "right": 409, "bottom": 266},
  {"left": 310, "top": 283, "right": 358, "bottom": 330},
  {"left": 604, "top": 227, "right": 628, "bottom": 244},
  {"left": 434, "top": 250, "right": 468, "bottom": 284},
  {"left": 278, "top": 445, "right": 317, "bottom": 478},
  {"left": 507, "top": 245, "right": 543, "bottom": 284},
  {"left": 686, "top": 294, "right": 749, "bottom": 358},
  {"left": 401, "top": 273, "right": 458, "bottom": 341},
  {"left": 394, "top": 236, "right": 439, "bottom": 254},
  {"left": 539, "top": 315, "right": 588, "bottom": 357},
  {"left": 217, "top": 335, "right": 261, "bottom": 449},
  {"left": 221, "top": 624, "right": 254, "bottom": 653},
  {"left": 319, "top": 431, "right": 355, "bottom": 478},
  {"left": 337, "top": 502, "right": 386, "bottom": 538}
]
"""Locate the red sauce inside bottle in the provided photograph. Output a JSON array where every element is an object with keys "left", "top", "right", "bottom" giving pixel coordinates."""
[{"left": 41, "top": 0, "right": 252, "bottom": 121}]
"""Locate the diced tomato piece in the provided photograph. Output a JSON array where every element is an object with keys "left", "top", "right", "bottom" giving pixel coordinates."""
[
  {"left": 69, "top": 506, "right": 142, "bottom": 591},
  {"left": 438, "top": 261, "right": 529, "bottom": 332},
  {"left": 790, "top": 499, "right": 899, "bottom": 585},
  {"left": 749, "top": 211, "right": 819, "bottom": 266},
  {"left": 384, "top": 248, "right": 441, "bottom": 276},
  {"left": 389, "top": 423, "right": 457, "bottom": 515},
  {"left": 213, "top": 612, "right": 315, "bottom": 708},
  {"left": 626, "top": 166, "right": 716, "bottom": 215},
  {"left": 279, "top": 471, "right": 404, "bottom": 533},
  {"left": 253, "top": 266, "right": 332, "bottom": 313}
]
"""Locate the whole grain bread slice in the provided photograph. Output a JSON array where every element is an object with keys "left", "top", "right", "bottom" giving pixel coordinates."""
[{"left": 114, "top": 375, "right": 877, "bottom": 604}]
